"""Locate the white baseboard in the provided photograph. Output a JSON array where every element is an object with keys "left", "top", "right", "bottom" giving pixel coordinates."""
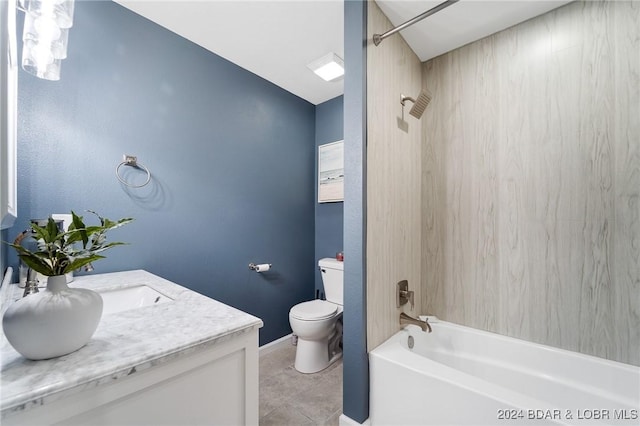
[
  {"left": 259, "top": 333, "right": 293, "bottom": 356},
  {"left": 340, "top": 414, "right": 370, "bottom": 426}
]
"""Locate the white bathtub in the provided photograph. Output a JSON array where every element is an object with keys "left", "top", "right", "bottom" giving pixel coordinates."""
[{"left": 369, "top": 319, "right": 640, "bottom": 425}]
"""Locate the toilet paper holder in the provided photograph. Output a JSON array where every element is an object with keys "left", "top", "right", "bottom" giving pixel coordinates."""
[{"left": 248, "top": 263, "right": 272, "bottom": 272}]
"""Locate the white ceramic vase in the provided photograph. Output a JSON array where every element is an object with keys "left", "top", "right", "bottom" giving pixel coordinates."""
[{"left": 2, "top": 275, "right": 103, "bottom": 360}]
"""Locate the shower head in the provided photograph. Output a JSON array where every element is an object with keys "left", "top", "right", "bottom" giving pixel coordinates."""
[{"left": 401, "top": 90, "right": 432, "bottom": 119}]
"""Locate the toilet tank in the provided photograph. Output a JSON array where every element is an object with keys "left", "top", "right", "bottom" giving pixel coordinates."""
[{"left": 319, "top": 258, "right": 344, "bottom": 306}]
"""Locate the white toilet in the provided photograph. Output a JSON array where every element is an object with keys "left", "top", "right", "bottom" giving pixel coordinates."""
[{"left": 289, "top": 258, "right": 343, "bottom": 374}]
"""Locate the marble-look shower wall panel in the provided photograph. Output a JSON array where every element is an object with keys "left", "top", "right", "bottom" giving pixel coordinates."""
[
  {"left": 613, "top": 1, "right": 640, "bottom": 365},
  {"left": 422, "top": 56, "right": 447, "bottom": 332},
  {"left": 422, "top": 1, "right": 639, "bottom": 366},
  {"left": 367, "top": 1, "right": 423, "bottom": 351},
  {"left": 423, "top": 38, "right": 502, "bottom": 332}
]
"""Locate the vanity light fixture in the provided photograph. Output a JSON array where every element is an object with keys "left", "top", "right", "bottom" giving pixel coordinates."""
[
  {"left": 17, "top": 0, "right": 75, "bottom": 80},
  {"left": 307, "top": 52, "right": 344, "bottom": 82}
]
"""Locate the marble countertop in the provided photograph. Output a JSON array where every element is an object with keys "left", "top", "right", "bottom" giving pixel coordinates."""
[{"left": 0, "top": 269, "right": 263, "bottom": 417}]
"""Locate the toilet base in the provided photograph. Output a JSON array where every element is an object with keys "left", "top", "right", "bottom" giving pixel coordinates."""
[{"left": 294, "top": 338, "right": 342, "bottom": 374}]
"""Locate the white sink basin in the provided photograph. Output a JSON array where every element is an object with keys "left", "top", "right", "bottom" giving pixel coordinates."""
[{"left": 99, "top": 285, "right": 173, "bottom": 315}]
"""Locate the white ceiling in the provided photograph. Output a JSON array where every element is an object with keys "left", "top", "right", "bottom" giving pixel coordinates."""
[
  {"left": 114, "top": 0, "right": 344, "bottom": 106},
  {"left": 113, "top": 0, "right": 572, "bottom": 106}
]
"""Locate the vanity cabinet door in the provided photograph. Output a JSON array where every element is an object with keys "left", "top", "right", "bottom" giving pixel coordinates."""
[{"left": 1, "top": 329, "right": 260, "bottom": 426}]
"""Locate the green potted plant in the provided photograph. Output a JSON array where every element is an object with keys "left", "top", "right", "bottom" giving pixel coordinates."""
[
  {"left": 3, "top": 210, "right": 133, "bottom": 360},
  {"left": 10, "top": 210, "right": 133, "bottom": 277}
]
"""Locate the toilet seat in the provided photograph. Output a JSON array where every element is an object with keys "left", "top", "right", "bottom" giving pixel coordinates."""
[{"left": 290, "top": 300, "right": 337, "bottom": 321}]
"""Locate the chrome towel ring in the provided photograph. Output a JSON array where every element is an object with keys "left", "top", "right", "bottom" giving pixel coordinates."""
[{"left": 116, "top": 154, "right": 151, "bottom": 188}]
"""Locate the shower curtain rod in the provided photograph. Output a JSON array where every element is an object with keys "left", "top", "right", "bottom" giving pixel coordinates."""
[{"left": 373, "top": 0, "right": 460, "bottom": 46}]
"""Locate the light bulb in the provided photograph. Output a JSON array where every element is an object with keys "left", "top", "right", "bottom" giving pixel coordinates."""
[
  {"left": 34, "top": 16, "right": 61, "bottom": 43},
  {"left": 23, "top": 0, "right": 75, "bottom": 29}
]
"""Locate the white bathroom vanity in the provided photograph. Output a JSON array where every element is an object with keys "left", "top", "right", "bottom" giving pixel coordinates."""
[{"left": 0, "top": 270, "right": 263, "bottom": 425}]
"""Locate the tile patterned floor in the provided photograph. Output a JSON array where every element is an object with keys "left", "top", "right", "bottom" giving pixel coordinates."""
[{"left": 259, "top": 343, "right": 342, "bottom": 426}]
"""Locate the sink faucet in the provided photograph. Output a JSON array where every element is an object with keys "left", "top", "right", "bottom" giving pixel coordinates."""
[
  {"left": 399, "top": 312, "right": 432, "bottom": 333},
  {"left": 23, "top": 268, "right": 40, "bottom": 297}
]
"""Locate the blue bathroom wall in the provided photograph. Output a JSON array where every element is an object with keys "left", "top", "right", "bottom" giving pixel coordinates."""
[
  {"left": 343, "top": 0, "right": 369, "bottom": 423},
  {"left": 12, "top": 0, "right": 316, "bottom": 346},
  {"left": 314, "top": 96, "right": 344, "bottom": 296}
]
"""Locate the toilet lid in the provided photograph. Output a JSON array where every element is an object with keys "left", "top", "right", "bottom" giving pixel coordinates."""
[{"left": 290, "top": 300, "right": 338, "bottom": 320}]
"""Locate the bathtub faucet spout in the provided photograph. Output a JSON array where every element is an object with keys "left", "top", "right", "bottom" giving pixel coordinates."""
[{"left": 399, "top": 312, "right": 432, "bottom": 333}]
